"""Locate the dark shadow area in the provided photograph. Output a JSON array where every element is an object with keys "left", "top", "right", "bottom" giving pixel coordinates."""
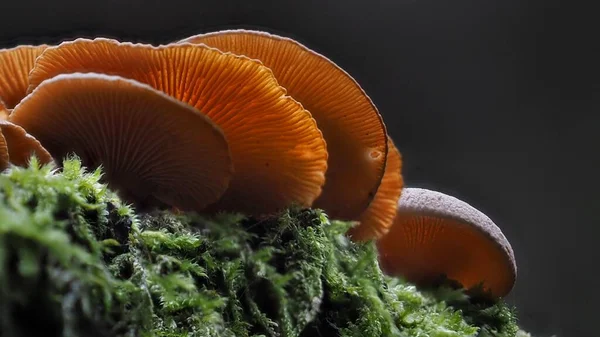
[{"left": 1, "top": 0, "right": 597, "bottom": 336}]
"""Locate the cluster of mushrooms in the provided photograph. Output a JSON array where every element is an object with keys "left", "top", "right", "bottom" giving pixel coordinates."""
[{"left": 0, "top": 30, "right": 516, "bottom": 299}]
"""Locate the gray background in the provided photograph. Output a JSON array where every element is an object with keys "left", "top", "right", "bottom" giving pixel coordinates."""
[{"left": 1, "top": 1, "right": 597, "bottom": 336}]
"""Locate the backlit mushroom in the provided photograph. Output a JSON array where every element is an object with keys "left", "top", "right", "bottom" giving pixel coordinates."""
[
  {"left": 347, "top": 137, "right": 403, "bottom": 241},
  {"left": 0, "top": 120, "right": 53, "bottom": 167},
  {"left": 0, "top": 44, "right": 47, "bottom": 108},
  {"left": 10, "top": 73, "right": 233, "bottom": 212},
  {"left": 376, "top": 187, "right": 517, "bottom": 298},
  {"left": 27, "top": 38, "right": 328, "bottom": 216},
  {"left": 180, "top": 29, "right": 388, "bottom": 220}
]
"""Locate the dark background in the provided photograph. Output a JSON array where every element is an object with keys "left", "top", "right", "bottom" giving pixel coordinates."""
[{"left": 1, "top": 1, "right": 597, "bottom": 336}]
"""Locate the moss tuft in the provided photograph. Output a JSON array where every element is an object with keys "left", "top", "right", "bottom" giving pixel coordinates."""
[
  {"left": 0, "top": 157, "right": 525, "bottom": 337},
  {"left": 0, "top": 156, "right": 145, "bottom": 337}
]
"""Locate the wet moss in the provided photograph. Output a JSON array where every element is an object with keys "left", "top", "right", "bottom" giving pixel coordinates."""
[{"left": 0, "top": 157, "right": 525, "bottom": 337}]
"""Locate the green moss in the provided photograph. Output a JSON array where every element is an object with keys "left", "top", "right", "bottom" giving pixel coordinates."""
[
  {"left": 0, "top": 156, "right": 146, "bottom": 336},
  {"left": 0, "top": 157, "right": 526, "bottom": 337}
]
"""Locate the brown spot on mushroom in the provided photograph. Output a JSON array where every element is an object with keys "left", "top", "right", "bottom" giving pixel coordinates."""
[
  {"left": 27, "top": 38, "right": 328, "bottom": 216},
  {"left": 0, "top": 44, "right": 47, "bottom": 108},
  {"left": 10, "top": 72, "right": 233, "bottom": 212},
  {"left": 0, "top": 120, "right": 53, "bottom": 167},
  {"left": 347, "top": 137, "right": 403, "bottom": 241},
  {"left": 376, "top": 187, "right": 517, "bottom": 298},
  {"left": 180, "top": 30, "right": 387, "bottom": 220},
  {"left": 0, "top": 130, "right": 9, "bottom": 171}
]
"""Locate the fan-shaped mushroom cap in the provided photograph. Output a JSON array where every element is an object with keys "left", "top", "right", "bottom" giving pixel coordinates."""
[
  {"left": 0, "top": 120, "right": 53, "bottom": 167},
  {"left": 180, "top": 29, "right": 387, "bottom": 220},
  {"left": 347, "top": 137, "right": 403, "bottom": 242},
  {"left": 11, "top": 72, "right": 233, "bottom": 212},
  {"left": 376, "top": 187, "right": 517, "bottom": 298},
  {"left": 28, "top": 38, "right": 328, "bottom": 216},
  {"left": 0, "top": 44, "right": 47, "bottom": 108},
  {"left": 0, "top": 131, "right": 9, "bottom": 171}
]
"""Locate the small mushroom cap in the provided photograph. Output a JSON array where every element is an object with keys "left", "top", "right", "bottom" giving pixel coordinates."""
[
  {"left": 27, "top": 38, "right": 328, "bottom": 216},
  {"left": 0, "top": 44, "right": 47, "bottom": 108},
  {"left": 181, "top": 29, "right": 388, "bottom": 220},
  {"left": 10, "top": 72, "right": 233, "bottom": 212},
  {"left": 0, "top": 130, "right": 9, "bottom": 171},
  {"left": 347, "top": 137, "right": 404, "bottom": 241},
  {"left": 0, "top": 120, "right": 53, "bottom": 167},
  {"left": 376, "top": 187, "right": 517, "bottom": 298}
]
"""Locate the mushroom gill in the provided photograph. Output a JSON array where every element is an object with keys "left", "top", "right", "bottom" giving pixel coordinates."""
[
  {"left": 0, "top": 120, "right": 53, "bottom": 167},
  {"left": 0, "top": 44, "right": 47, "bottom": 108},
  {"left": 376, "top": 187, "right": 517, "bottom": 299},
  {"left": 347, "top": 137, "right": 403, "bottom": 242},
  {"left": 10, "top": 72, "right": 233, "bottom": 212},
  {"left": 0, "top": 100, "right": 8, "bottom": 120},
  {"left": 180, "top": 29, "right": 388, "bottom": 221},
  {"left": 0, "top": 131, "right": 9, "bottom": 171},
  {"left": 27, "top": 38, "right": 328, "bottom": 216}
]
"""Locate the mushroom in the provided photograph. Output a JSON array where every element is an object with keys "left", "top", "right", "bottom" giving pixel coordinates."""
[
  {"left": 0, "top": 131, "right": 9, "bottom": 171},
  {"left": 0, "top": 99, "right": 8, "bottom": 120},
  {"left": 0, "top": 44, "right": 47, "bottom": 108},
  {"left": 27, "top": 38, "right": 328, "bottom": 216},
  {"left": 0, "top": 102, "right": 52, "bottom": 168},
  {"left": 376, "top": 187, "right": 517, "bottom": 299},
  {"left": 10, "top": 72, "right": 234, "bottom": 212},
  {"left": 180, "top": 29, "right": 388, "bottom": 221},
  {"left": 347, "top": 137, "right": 403, "bottom": 241},
  {"left": 0, "top": 120, "right": 53, "bottom": 167}
]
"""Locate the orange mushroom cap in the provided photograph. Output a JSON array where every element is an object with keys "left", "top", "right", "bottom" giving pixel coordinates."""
[
  {"left": 27, "top": 38, "right": 328, "bottom": 216},
  {"left": 376, "top": 187, "right": 517, "bottom": 299},
  {"left": 10, "top": 72, "right": 233, "bottom": 212},
  {"left": 347, "top": 137, "right": 403, "bottom": 242},
  {"left": 0, "top": 120, "right": 53, "bottom": 167},
  {"left": 0, "top": 44, "right": 47, "bottom": 108},
  {"left": 180, "top": 29, "right": 388, "bottom": 220},
  {"left": 0, "top": 130, "right": 9, "bottom": 171}
]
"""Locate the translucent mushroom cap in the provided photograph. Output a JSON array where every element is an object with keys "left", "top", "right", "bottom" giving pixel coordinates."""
[
  {"left": 27, "top": 38, "right": 328, "bottom": 216},
  {"left": 348, "top": 137, "right": 404, "bottom": 241},
  {"left": 0, "top": 120, "right": 53, "bottom": 167},
  {"left": 10, "top": 73, "right": 234, "bottom": 212},
  {"left": 181, "top": 29, "right": 388, "bottom": 220},
  {"left": 377, "top": 187, "right": 517, "bottom": 298},
  {"left": 0, "top": 44, "right": 47, "bottom": 108}
]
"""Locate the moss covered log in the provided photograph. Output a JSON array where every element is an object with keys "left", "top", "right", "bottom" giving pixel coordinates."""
[{"left": 0, "top": 157, "right": 528, "bottom": 336}]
